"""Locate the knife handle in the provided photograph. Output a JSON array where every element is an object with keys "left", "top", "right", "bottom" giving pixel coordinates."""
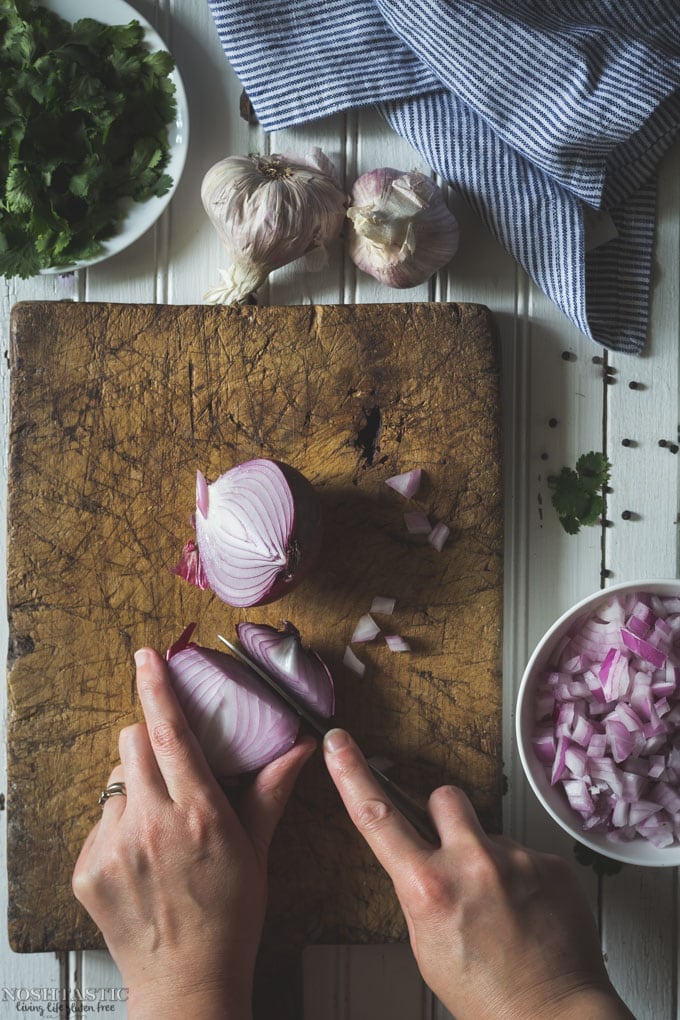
[{"left": 369, "top": 766, "right": 440, "bottom": 846}]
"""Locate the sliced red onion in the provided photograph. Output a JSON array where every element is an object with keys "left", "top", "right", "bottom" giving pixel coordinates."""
[
  {"left": 385, "top": 633, "right": 411, "bottom": 653},
  {"left": 173, "top": 459, "right": 322, "bottom": 608},
  {"left": 343, "top": 645, "right": 366, "bottom": 677},
  {"left": 166, "top": 637, "right": 299, "bottom": 779},
  {"left": 351, "top": 613, "right": 381, "bottom": 644},
  {"left": 370, "top": 595, "right": 396, "bottom": 615},
  {"left": 532, "top": 590, "right": 680, "bottom": 847},
  {"left": 236, "top": 620, "right": 335, "bottom": 718},
  {"left": 385, "top": 468, "right": 422, "bottom": 498},
  {"left": 428, "top": 522, "right": 450, "bottom": 551},
  {"left": 404, "top": 511, "right": 431, "bottom": 535}
]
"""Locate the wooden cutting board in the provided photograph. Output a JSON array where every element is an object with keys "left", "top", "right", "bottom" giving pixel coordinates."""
[{"left": 7, "top": 301, "right": 503, "bottom": 1016}]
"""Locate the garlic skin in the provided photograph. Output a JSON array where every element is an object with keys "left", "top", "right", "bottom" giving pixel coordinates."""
[
  {"left": 346, "top": 168, "right": 459, "bottom": 288},
  {"left": 201, "top": 148, "right": 347, "bottom": 304}
]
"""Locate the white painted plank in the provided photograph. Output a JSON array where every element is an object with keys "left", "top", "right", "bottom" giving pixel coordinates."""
[
  {"left": 513, "top": 286, "right": 605, "bottom": 882},
  {"left": 598, "top": 139, "right": 680, "bottom": 1020},
  {"left": 71, "top": 951, "right": 127, "bottom": 1020},
  {"left": 164, "top": 0, "right": 263, "bottom": 307},
  {"left": 303, "top": 945, "right": 451, "bottom": 1020}
]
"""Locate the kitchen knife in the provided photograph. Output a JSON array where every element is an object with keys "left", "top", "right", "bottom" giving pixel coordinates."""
[{"left": 218, "top": 634, "right": 439, "bottom": 845}]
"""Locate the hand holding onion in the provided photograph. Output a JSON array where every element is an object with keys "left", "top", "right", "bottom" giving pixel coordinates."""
[
  {"left": 72, "top": 648, "right": 315, "bottom": 1020},
  {"left": 323, "top": 729, "right": 634, "bottom": 1020}
]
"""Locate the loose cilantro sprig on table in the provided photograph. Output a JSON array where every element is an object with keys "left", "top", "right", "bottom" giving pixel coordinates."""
[
  {"left": 0, "top": 0, "right": 177, "bottom": 277},
  {"left": 548, "top": 451, "right": 611, "bottom": 535}
]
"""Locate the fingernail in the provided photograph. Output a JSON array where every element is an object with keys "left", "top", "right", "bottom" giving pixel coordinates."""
[
  {"left": 324, "top": 728, "right": 350, "bottom": 753},
  {"left": 134, "top": 648, "right": 150, "bottom": 668}
]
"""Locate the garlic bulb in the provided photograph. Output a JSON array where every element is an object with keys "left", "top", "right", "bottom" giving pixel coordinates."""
[
  {"left": 201, "top": 148, "right": 347, "bottom": 304},
  {"left": 346, "top": 168, "right": 459, "bottom": 288}
]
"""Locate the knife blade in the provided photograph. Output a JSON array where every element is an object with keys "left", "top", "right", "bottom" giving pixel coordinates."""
[{"left": 217, "top": 634, "right": 439, "bottom": 845}]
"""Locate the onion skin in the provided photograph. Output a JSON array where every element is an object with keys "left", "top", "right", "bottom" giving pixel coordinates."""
[{"left": 173, "top": 458, "right": 322, "bottom": 608}]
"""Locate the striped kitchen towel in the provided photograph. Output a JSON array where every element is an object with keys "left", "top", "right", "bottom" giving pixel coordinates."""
[{"left": 207, "top": 0, "right": 680, "bottom": 353}]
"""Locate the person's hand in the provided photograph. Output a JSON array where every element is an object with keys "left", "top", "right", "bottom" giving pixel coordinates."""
[
  {"left": 72, "top": 648, "right": 315, "bottom": 1020},
  {"left": 323, "top": 728, "right": 635, "bottom": 1020}
]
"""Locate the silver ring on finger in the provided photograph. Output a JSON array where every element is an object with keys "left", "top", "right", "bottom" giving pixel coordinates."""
[{"left": 98, "top": 781, "right": 127, "bottom": 807}]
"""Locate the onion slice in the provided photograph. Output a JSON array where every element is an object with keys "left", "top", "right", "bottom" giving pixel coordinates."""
[
  {"left": 173, "top": 459, "right": 322, "bottom": 608},
  {"left": 236, "top": 620, "right": 335, "bottom": 718},
  {"left": 166, "top": 637, "right": 300, "bottom": 779}
]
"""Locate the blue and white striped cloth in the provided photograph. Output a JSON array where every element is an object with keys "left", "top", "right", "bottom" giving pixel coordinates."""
[{"left": 207, "top": 0, "right": 680, "bottom": 353}]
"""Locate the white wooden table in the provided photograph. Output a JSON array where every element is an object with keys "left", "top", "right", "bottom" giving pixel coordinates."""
[{"left": 1, "top": 2, "right": 679, "bottom": 1016}]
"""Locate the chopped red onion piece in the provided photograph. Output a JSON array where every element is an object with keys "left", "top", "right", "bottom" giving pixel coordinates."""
[
  {"left": 385, "top": 468, "right": 422, "bottom": 498},
  {"left": 370, "top": 595, "right": 396, "bottom": 615},
  {"left": 404, "top": 511, "right": 431, "bottom": 535},
  {"left": 612, "top": 799, "right": 629, "bottom": 828},
  {"left": 564, "top": 746, "right": 588, "bottom": 777},
  {"left": 563, "top": 779, "right": 594, "bottom": 815},
  {"left": 628, "top": 800, "right": 663, "bottom": 826},
  {"left": 621, "top": 771, "right": 647, "bottom": 802},
  {"left": 385, "top": 633, "right": 411, "bottom": 653},
  {"left": 428, "top": 522, "right": 450, "bottom": 551},
  {"left": 586, "top": 733, "right": 607, "bottom": 757},
  {"left": 531, "top": 730, "right": 556, "bottom": 764},
  {"left": 648, "top": 755, "right": 666, "bottom": 779},
  {"left": 626, "top": 615, "right": 649, "bottom": 638},
  {"left": 551, "top": 736, "right": 568, "bottom": 785},
  {"left": 571, "top": 714, "right": 595, "bottom": 747},
  {"left": 351, "top": 613, "right": 381, "bottom": 644},
  {"left": 343, "top": 645, "right": 366, "bottom": 677},
  {"left": 621, "top": 628, "right": 667, "bottom": 669}
]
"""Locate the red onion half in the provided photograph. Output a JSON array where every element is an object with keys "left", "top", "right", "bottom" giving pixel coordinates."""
[
  {"left": 166, "top": 625, "right": 300, "bottom": 779},
  {"left": 173, "top": 458, "right": 322, "bottom": 608},
  {"left": 237, "top": 621, "right": 335, "bottom": 718}
]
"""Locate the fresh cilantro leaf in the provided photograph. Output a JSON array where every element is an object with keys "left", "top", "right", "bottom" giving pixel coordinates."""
[
  {"left": 560, "top": 514, "right": 582, "bottom": 536},
  {"left": 5, "top": 165, "right": 34, "bottom": 212},
  {"left": 548, "top": 452, "right": 611, "bottom": 535},
  {"left": 0, "top": 0, "right": 177, "bottom": 276},
  {"left": 575, "top": 451, "right": 611, "bottom": 493}
]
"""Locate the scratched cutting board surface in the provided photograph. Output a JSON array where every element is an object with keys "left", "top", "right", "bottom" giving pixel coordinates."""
[{"left": 7, "top": 300, "right": 502, "bottom": 1014}]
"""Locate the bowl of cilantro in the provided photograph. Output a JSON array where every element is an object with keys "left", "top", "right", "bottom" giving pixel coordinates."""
[{"left": 1, "top": 0, "right": 189, "bottom": 277}]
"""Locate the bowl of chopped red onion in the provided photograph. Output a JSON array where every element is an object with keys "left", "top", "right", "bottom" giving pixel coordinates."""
[{"left": 516, "top": 580, "right": 680, "bottom": 866}]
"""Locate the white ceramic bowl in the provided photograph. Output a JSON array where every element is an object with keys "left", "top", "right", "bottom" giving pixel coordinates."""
[
  {"left": 516, "top": 579, "right": 680, "bottom": 867},
  {"left": 38, "top": 0, "right": 189, "bottom": 274}
]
